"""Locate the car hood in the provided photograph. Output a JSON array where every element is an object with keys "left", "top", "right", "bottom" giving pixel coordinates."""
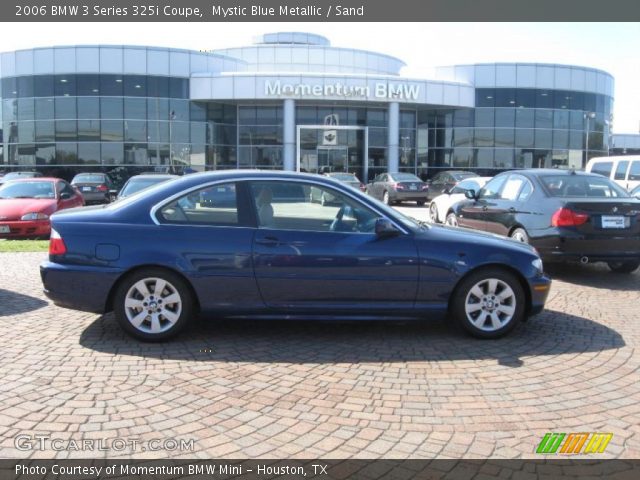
[
  {"left": 419, "top": 223, "right": 539, "bottom": 257},
  {"left": 0, "top": 198, "right": 57, "bottom": 220}
]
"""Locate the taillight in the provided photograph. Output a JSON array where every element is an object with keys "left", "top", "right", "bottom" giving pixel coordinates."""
[
  {"left": 359, "top": 183, "right": 366, "bottom": 191},
  {"left": 97, "top": 184, "right": 108, "bottom": 192},
  {"left": 421, "top": 184, "right": 429, "bottom": 191},
  {"left": 551, "top": 207, "right": 589, "bottom": 227},
  {"left": 49, "top": 228, "right": 67, "bottom": 256},
  {"left": 394, "top": 183, "right": 405, "bottom": 190}
]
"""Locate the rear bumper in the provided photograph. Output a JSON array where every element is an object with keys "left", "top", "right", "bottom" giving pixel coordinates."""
[
  {"left": 80, "top": 192, "right": 110, "bottom": 203},
  {"left": 531, "top": 230, "right": 640, "bottom": 263},
  {"left": 40, "top": 260, "right": 122, "bottom": 313},
  {"left": 391, "top": 191, "right": 429, "bottom": 202},
  {"left": 0, "top": 220, "right": 51, "bottom": 238}
]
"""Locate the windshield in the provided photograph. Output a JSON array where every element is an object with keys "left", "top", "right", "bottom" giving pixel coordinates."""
[
  {"left": 120, "top": 178, "right": 172, "bottom": 197},
  {"left": 73, "top": 174, "right": 105, "bottom": 183},
  {"left": 0, "top": 181, "right": 55, "bottom": 199},
  {"left": 392, "top": 173, "right": 421, "bottom": 182},
  {"left": 540, "top": 175, "right": 631, "bottom": 198}
]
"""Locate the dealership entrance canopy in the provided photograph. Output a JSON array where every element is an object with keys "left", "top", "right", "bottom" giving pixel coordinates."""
[{"left": 0, "top": 31, "right": 614, "bottom": 183}]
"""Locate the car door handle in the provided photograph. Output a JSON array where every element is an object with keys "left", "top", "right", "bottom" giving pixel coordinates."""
[
  {"left": 482, "top": 206, "right": 488, "bottom": 211},
  {"left": 509, "top": 207, "right": 516, "bottom": 213},
  {"left": 255, "top": 236, "right": 279, "bottom": 246}
]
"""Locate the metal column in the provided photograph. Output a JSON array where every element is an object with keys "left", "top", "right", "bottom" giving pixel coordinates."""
[
  {"left": 283, "top": 99, "right": 296, "bottom": 171},
  {"left": 387, "top": 102, "right": 399, "bottom": 173}
]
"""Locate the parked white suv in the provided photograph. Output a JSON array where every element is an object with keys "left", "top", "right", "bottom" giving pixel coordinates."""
[{"left": 586, "top": 156, "right": 640, "bottom": 191}]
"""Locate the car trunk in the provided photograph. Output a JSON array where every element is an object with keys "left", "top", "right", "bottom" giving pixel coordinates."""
[
  {"left": 74, "top": 181, "right": 107, "bottom": 194},
  {"left": 562, "top": 199, "right": 640, "bottom": 237},
  {"left": 397, "top": 181, "right": 425, "bottom": 192}
]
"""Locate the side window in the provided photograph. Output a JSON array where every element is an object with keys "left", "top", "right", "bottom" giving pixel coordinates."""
[
  {"left": 250, "top": 181, "right": 379, "bottom": 233},
  {"left": 431, "top": 173, "right": 444, "bottom": 185},
  {"left": 614, "top": 161, "right": 629, "bottom": 180},
  {"left": 500, "top": 175, "right": 527, "bottom": 201},
  {"left": 590, "top": 161, "right": 613, "bottom": 178},
  {"left": 629, "top": 161, "right": 640, "bottom": 181},
  {"left": 478, "top": 176, "right": 507, "bottom": 199},
  {"left": 451, "top": 179, "right": 477, "bottom": 195},
  {"left": 517, "top": 180, "right": 533, "bottom": 202},
  {"left": 380, "top": 174, "right": 388, "bottom": 182},
  {"left": 157, "top": 183, "right": 239, "bottom": 226}
]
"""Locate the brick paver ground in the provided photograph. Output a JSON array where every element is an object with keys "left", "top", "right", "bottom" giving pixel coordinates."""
[{"left": 0, "top": 252, "right": 638, "bottom": 459}]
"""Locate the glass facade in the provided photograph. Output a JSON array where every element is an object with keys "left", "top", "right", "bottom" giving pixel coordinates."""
[{"left": 0, "top": 47, "right": 615, "bottom": 185}]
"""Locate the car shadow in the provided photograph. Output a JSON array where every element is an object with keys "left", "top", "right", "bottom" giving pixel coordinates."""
[
  {"left": 0, "top": 288, "right": 48, "bottom": 317},
  {"left": 79, "top": 309, "right": 624, "bottom": 368},
  {"left": 545, "top": 262, "right": 640, "bottom": 291}
]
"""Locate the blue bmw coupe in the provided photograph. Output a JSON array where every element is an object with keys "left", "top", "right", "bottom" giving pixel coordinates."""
[{"left": 41, "top": 171, "right": 551, "bottom": 341}]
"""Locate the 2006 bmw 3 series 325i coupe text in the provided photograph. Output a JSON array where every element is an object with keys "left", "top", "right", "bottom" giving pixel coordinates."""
[{"left": 40, "top": 171, "right": 551, "bottom": 341}]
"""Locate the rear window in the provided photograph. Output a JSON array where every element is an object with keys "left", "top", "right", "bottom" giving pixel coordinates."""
[
  {"left": 589, "top": 161, "right": 613, "bottom": 178},
  {"left": 73, "top": 174, "right": 105, "bottom": 183},
  {"left": 331, "top": 173, "right": 357, "bottom": 181},
  {"left": 629, "top": 161, "right": 640, "bottom": 181},
  {"left": 393, "top": 173, "right": 421, "bottom": 182},
  {"left": 541, "top": 175, "right": 630, "bottom": 198}
]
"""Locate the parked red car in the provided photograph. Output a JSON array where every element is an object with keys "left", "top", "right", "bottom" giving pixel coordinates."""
[{"left": 0, "top": 178, "right": 84, "bottom": 238}]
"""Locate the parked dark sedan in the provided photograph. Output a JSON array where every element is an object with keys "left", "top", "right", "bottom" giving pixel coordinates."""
[
  {"left": 426, "top": 170, "right": 479, "bottom": 201},
  {"left": 449, "top": 169, "right": 640, "bottom": 273},
  {"left": 367, "top": 172, "right": 429, "bottom": 205},
  {"left": 41, "top": 171, "right": 550, "bottom": 341},
  {"left": 71, "top": 173, "right": 114, "bottom": 204}
]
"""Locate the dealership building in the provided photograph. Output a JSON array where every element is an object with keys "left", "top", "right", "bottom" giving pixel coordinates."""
[{"left": 0, "top": 32, "right": 616, "bottom": 183}]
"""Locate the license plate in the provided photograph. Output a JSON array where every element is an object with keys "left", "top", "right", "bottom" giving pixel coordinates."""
[
  {"left": 82, "top": 186, "right": 91, "bottom": 192},
  {"left": 409, "top": 185, "right": 417, "bottom": 191},
  {"left": 0, "top": 225, "right": 9, "bottom": 233},
  {"left": 601, "top": 215, "right": 626, "bottom": 229}
]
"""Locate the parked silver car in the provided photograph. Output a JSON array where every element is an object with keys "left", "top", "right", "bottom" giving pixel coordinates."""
[{"left": 366, "top": 172, "right": 429, "bottom": 205}]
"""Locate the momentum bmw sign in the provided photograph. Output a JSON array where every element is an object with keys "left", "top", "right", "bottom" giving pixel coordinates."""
[{"left": 265, "top": 80, "right": 421, "bottom": 101}]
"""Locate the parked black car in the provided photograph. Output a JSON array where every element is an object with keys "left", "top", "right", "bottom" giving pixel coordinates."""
[
  {"left": 366, "top": 172, "right": 429, "bottom": 205},
  {"left": 71, "top": 173, "right": 114, "bottom": 204},
  {"left": 449, "top": 169, "right": 640, "bottom": 273},
  {"left": 426, "top": 170, "right": 479, "bottom": 201}
]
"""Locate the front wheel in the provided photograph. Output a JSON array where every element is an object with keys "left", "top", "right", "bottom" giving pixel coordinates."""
[
  {"left": 445, "top": 212, "right": 458, "bottom": 227},
  {"left": 416, "top": 200, "right": 425, "bottom": 206},
  {"left": 607, "top": 260, "right": 640, "bottom": 274},
  {"left": 113, "top": 268, "right": 195, "bottom": 341},
  {"left": 429, "top": 203, "right": 439, "bottom": 223},
  {"left": 510, "top": 227, "right": 529, "bottom": 243},
  {"left": 451, "top": 268, "right": 525, "bottom": 339}
]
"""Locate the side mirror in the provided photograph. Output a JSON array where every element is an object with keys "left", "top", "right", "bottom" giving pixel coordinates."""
[
  {"left": 464, "top": 189, "right": 477, "bottom": 200},
  {"left": 60, "top": 192, "right": 72, "bottom": 200},
  {"left": 375, "top": 218, "right": 400, "bottom": 237}
]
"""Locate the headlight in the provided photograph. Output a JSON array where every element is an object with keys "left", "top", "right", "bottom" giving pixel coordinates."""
[
  {"left": 20, "top": 212, "right": 49, "bottom": 221},
  {"left": 532, "top": 258, "right": 543, "bottom": 273}
]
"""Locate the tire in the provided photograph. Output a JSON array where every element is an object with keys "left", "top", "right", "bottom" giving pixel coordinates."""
[
  {"left": 113, "top": 268, "right": 195, "bottom": 342},
  {"left": 383, "top": 191, "right": 391, "bottom": 205},
  {"left": 510, "top": 227, "right": 529, "bottom": 243},
  {"left": 451, "top": 268, "right": 525, "bottom": 339},
  {"left": 429, "top": 203, "right": 439, "bottom": 223},
  {"left": 445, "top": 212, "right": 458, "bottom": 227},
  {"left": 607, "top": 260, "right": 640, "bottom": 274},
  {"left": 417, "top": 200, "right": 425, "bottom": 206}
]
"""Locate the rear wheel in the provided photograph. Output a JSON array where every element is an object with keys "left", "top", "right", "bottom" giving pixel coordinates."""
[
  {"left": 445, "top": 212, "right": 458, "bottom": 227},
  {"left": 510, "top": 227, "right": 529, "bottom": 243},
  {"left": 428, "top": 203, "right": 439, "bottom": 223},
  {"left": 113, "top": 268, "right": 194, "bottom": 341},
  {"left": 451, "top": 268, "right": 525, "bottom": 339},
  {"left": 383, "top": 191, "right": 391, "bottom": 205},
  {"left": 607, "top": 260, "right": 640, "bottom": 274},
  {"left": 417, "top": 200, "right": 425, "bottom": 206}
]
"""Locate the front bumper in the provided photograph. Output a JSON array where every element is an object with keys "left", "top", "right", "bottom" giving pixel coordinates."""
[
  {"left": 0, "top": 220, "right": 51, "bottom": 238},
  {"left": 528, "top": 275, "right": 552, "bottom": 316},
  {"left": 40, "top": 260, "right": 122, "bottom": 313}
]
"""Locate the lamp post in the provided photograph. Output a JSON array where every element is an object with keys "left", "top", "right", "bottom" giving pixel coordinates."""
[{"left": 584, "top": 111, "right": 596, "bottom": 166}]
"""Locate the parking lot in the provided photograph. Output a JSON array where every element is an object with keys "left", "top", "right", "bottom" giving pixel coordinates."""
[{"left": 0, "top": 248, "right": 639, "bottom": 459}]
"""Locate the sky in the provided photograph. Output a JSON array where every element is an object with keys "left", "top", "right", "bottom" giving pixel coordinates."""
[{"left": 1, "top": 22, "right": 638, "bottom": 133}]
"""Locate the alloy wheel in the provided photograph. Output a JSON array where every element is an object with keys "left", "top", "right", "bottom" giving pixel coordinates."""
[
  {"left": 124, "top": 277, "right": 183, "bottom": 334},
  {"left": 464, "top": 278, "right": 516, "bottom": 332}
]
